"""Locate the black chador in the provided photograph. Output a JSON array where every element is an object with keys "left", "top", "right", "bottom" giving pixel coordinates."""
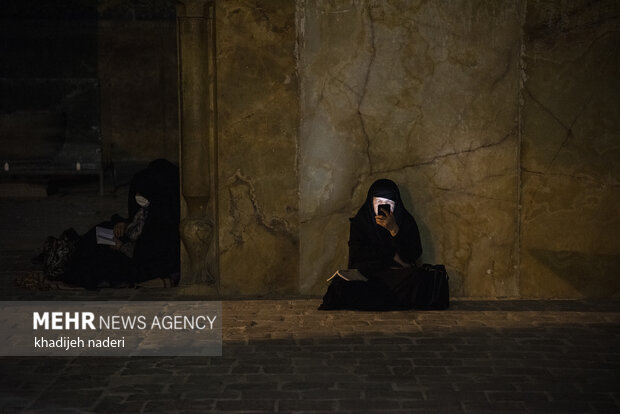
[
  {"left": 319, "top": 179, "right": 437, "bottom": 310},
  {"left": 59, "top": 159, "right": 180, "bottom": 289}
]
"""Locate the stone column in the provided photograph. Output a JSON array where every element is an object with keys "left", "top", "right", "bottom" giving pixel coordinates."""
[{"left": 176, "top": 0, "right": 219, "bottom": 293}]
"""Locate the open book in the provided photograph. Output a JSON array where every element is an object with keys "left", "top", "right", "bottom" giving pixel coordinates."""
[
  {"left": 95, "top": 226, "right": 116, "bottom": 246},
  {"left": 326, "top": 269, "right": 368, "bottom": 282}
]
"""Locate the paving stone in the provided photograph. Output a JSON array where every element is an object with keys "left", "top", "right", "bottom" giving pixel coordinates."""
[
  {"left": 214, "top": 399, "right": 275, "bottom": 411},
  {"left": 414, "top": 358, "right": 464, "bottom": 367},
  {"left": 231, "top": 365, "right": 261, "bottom": 374},
  {"left": 125, "top": 391, "right": 185, "bottom": 402},
  {"left": 364, "top": 389, "right": 424, "bottom": 400},
  {"left": 590, "top": 401, "right": 620, "bottom": 413},
  {"left": 461, "top": 401, "right": 526, "bottom": 413},
  {"left": 0, "top": 283, "right": 619, "bottom": 413},
  {"left": 300, "top": 390, "right": 361, "bottom": 400},
  {"left": 412, "top": 366, "right": 449, "bottom": 375},
  {"left": 448, "top": 366, "right": 496, "bottom": 375},
  {"left": 226, "top": 382, "right": 282, "bottom": 391},
  {"left": 401, "top": 400, "right": 465, "bottom": 411},
  {"left": 339, "top": 399, "right": 401, "bottom": 410},
  {"left": 487, "top": 391, "right": 550, "bottom": 402},
  {"left": 454, "top": 381, "right": 517, "bottom": 392},
  {"left": 240, "top": 390, "right": 300, "bottom": 400},
  {"left": 30, "top": 390, "right": 103, "bottom": 410},
  {"left": 141, "top": 399, "right": 181, "bottom": 412},
  {"left": 183, "top": 390, "right": 240, "bottom": 400},
  {"left": 425, "top": 390, "right": 489, "bottom": 402},
  {"left": 277, "top": 399, "right": 336, "bottom": 411},
  {"left": 259, "top": 365, "right": 297, "bottom": 376},
  {"left": 547, "top": 392, "right": 616, "bottom": 402},
  {"left": 281, "top": 381, "right": 333, "bottom": 391},
  {"left": 337, "top": 381, "right": 394, "bottom": 391},
  {"left": 523, "top": 400, "right": 595, "bottom": 413},
  {"left": 296, "top": 365, "right": 354, "bottom": 374}
]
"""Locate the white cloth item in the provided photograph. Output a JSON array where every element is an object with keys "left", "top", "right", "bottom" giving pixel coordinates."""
[
  {"left": 372, "top": 197, "right": 396, "bottom": 216},
  {"left": 135, "top": 195, "right": 150, "bottom": 207}
]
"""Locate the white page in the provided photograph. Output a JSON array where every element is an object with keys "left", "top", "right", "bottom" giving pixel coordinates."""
[{"left": 95, "top": 226, "right": 116, "bottom": 246}]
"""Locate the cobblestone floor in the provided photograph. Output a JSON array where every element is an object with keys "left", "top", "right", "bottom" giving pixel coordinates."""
[{"left": 0, "top": 298, "right": 619, "bottom": 413}]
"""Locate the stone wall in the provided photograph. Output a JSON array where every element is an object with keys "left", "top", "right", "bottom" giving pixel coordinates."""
[
  {"left": 216, "top": 1, "right": 300, "bottom": 297},
  {"left": 520, "top": 0, "right": 620, "bottom": 297},
  {"left": 3, "top": 0, "right": 618, "bottom": 299},
  {"left": 294, "top": 0, "right": 619, "bottom": 298},
  {"left": 299, "top": 1, "right": 523, "bottom": 297}
]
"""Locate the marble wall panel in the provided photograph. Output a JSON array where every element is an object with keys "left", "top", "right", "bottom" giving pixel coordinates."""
[
  {"left": 210, "top": 0, "right": 618, "bottom": 299},
  {"left": 217, "top": 1, "right": 300, "bottom": 297},
  {"left": 520, "top": 0, "right": 620, "bottom": 298},
  {"left": 299, "top": 0, "right": 523, "bottom": 297}
]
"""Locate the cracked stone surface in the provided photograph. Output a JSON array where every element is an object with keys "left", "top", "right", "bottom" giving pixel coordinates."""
[
  {"left": 520, "top": 0, "right": 620, "bottom": 297},
  {"left": 216, "top": 1, "right": 300, "bottom": 297},
  {"left": 187, "top": 0, "right": 618, "bottom": 299},
  {"left": 299, "top": 1, "right": 523, "bottom": 297}
]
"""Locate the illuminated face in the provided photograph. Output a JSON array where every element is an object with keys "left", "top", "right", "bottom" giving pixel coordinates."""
[
  {"left": 372, "top": 197, "right": 395, "bottom": 216},
  {"left": 135, "top": 194, "right": 150, "bottom": 207}
]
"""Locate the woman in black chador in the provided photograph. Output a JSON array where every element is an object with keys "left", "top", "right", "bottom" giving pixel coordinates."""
[
  {"left": 41, "top": 159, "right": 180, "bottom": 289},
  {"left": 319, "top": 178, "right": 440, "bottom": 310}
]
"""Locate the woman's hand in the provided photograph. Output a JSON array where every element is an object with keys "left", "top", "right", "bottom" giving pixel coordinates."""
[
  {"left": 113, "top": 222, "right": 127, "bottom": 238},
  {"left": 375, "top": 208, "right": 399, "bottom": 236},
  {"left": 393, "top": 252, "right": 412, "bottom": 268},
  {"left": 110, "top": 238, "right": 123, "bottom": 250}
]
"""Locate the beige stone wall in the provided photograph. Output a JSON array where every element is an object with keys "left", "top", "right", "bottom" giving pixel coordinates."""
[
  {"left": 299, "top": 1, "right": 523, "bottom": 297},
  {"left": 216, "top": 1, "right": 300, "bottom": 297},
  {"left": 297, "top": 0, "right": 619, "bottom": 298},
  {"left": 212, "top": 0, "right": 619, "bottom": 298},
  {"left": 520, "top": 0, "right": 620, "bottom": 298}
]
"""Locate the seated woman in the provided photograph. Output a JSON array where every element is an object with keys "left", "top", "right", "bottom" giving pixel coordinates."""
[
  {"left": 40, "top": 159, "right": 180, "bottom": 289},
  {"left": 319, "top": 178, "right": 445, "bottom": 310}
]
